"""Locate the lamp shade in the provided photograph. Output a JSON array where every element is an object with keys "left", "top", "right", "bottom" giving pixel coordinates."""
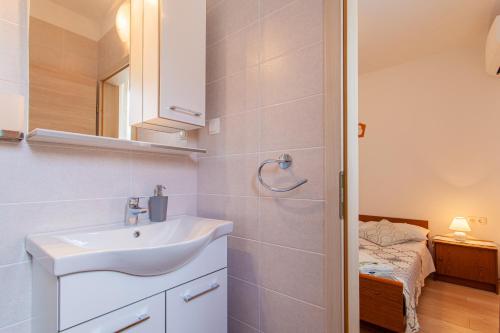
[{"left": 449, "top": 217, "right": 471, "bottom": 232}]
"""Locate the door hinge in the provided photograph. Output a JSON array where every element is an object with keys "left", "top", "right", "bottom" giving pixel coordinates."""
[{"left": 339, "top": 171, "right": 345, "bottom": 219}]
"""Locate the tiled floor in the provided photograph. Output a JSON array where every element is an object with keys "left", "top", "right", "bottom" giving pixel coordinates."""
[{"left": 360, "top": 279, "right": 500, "bottom": 333}]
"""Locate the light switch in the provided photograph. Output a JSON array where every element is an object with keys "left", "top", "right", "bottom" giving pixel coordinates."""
[{"left": 208, "top": 118, "right": 221, "bottom": 135}]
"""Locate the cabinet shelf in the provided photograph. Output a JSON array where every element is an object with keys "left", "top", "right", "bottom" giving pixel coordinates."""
[{"left": 27, "top": 129, "right": 206, "bottom": 155}]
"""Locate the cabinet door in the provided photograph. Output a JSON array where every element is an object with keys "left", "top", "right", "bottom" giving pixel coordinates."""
[
  {"left": 159, "top": 0, "right": 206, "bottom": 128},
  {"left": 64, "top": 293, "right": 165, "bottom": 333},
  {"left": 166, "top": 269, "right": 227, "bottom": 333},
  {"left": 476, "top": 249, "right": 497, "bottom": 283},
  {"left": 436, "top": 244, "right": 477, "bottom": 280}
]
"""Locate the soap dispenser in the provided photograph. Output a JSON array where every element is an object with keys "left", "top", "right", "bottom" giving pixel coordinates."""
[{"left": 149, "top": 185, "right": 168, "bottom": 222}]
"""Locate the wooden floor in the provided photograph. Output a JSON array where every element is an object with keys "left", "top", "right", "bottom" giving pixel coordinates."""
[{"left": 361, "top": 279, "right": 500, "bottom": 333}]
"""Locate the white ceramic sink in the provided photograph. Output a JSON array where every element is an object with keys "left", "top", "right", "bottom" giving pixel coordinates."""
[{"left": 26, "top": 216, "right": 233, "bottom": 277}]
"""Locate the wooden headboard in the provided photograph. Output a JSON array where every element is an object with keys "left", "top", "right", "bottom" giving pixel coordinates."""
[{"left": 359, "top": 214, "right": 429, "bottom": 229}]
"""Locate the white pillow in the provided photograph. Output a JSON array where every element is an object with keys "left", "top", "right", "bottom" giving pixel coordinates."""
[
  {"left": 359, "top": 220, "right": 429, "bottom": 246},
  {"left": 397, "top": 223, "right": 429, "bottom": 241}
]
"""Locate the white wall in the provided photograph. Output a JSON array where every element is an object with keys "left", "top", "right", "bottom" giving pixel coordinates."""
[
  {"left": 0, "top": 1, "right": 197, "bottom": 331},
  {"left": 359, "top": 44, "right": 500, "bottom": 271}
]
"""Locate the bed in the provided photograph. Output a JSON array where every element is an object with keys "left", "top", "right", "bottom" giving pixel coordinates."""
[{"left": 359, "top": 215, "right": 435, "bottom": 333}]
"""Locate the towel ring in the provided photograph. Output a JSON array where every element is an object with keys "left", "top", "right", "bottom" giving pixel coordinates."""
[{"left": 258, "top": 153, "right": 308, "bottom": 192}]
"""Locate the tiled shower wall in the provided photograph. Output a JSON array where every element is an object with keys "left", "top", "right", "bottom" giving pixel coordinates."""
[
  {"left": 198, "top": 0, "right": 326, "bottom": 332},
  {"left": 0, "top": 1, "right": 197, "bottom": 331}
]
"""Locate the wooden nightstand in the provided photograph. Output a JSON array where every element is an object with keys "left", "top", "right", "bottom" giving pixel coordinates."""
[{"left": 433, "top": 237, "right": 498, "bottom": 294}]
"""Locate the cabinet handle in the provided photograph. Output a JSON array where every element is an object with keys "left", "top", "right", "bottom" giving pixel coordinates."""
[
  {"left": 183, "top": 282, "right": 220, "bottom": 303},
  {"left": 169, "top": 105, "right": 202, "bottom": 117},
  {"left": 114, "top": 314, "right": 150, "bottom": 333}
]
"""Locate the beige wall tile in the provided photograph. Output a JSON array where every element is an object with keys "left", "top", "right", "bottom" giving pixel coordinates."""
[
  {"left": 261, "top": 0, "right": 323, "bottom": 61},
  {"left": 225, "top": 68, "right": 260, "bottom": 114},
  {"left": 201, "top": 0, "right": 327, "bottom": 330},
  {"left": 206, "top": 79, "right": 226, "bottom": 118},
  {"left": 228, "top": 236, "right": 260, "bottom": 283},
  {"left": 198, "top": 155, "right": 259, "bottom": 196},
  {"left": 260, "top": 197, "right": 324, "bottom": 253},
  {"left": 259, "top": 148, "right": 325, "bottom": 200},
  {"left": 260, "top": 289, "right": 326, "bottom": 333},
  {"left": 260, "top": 0, "right": 296, "bottom": 17},
  {"left": 260, "top": 42, "right": 323, "bottom": 107},
  {"left": 0, "top": 144, "right": 130, "bottom": 204},
  {"left": 198, "top": 195, "right": 259, "bottom": 240},
  {"left": 206, "top": 67, "right": 260, "bottom": 118},
  {"left": 207, "top": 0, "right": 259, "bottom": 46},
  {"left": 0, "top": 198, "right": 125, "bottom": 266},
  {"left": 0, "top": 319, "right": 31, "bottom": 333},
  {"left": 206, "top": 23, "right": 260, "bottom": 83},
  {"left": 206, "top": 0, "right": 223, "bottom": 12},
  {"left": 225, "top": 23, "right": 260, "bottom": 75},
  {"left": 0, "top": 263, "right": 31, "bottom": 328},
  {"left": 206, "top": 39, "right": 227, "bottom": 83},
  {"left": 199, "top": 110, "right": 259, "bottom": 156},
  {"left": 260, "top": 243, "right": 325, "bottom": 306},
  {"left": 228, "top": 317, "right": 259, "bottom": 333},
  {"left": 228, "top": 277, "right": 260, "bottom": 329},
  {"left": 130, "top": 154, "right": 197, "bottom": 196},
  {"left": 260, "top": 94, "right": 324, "bottom": 151}
]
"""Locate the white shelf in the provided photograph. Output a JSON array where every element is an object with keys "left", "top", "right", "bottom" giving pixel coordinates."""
[{"left": 27, "top": 129, "right": 206, "bottom": 155}]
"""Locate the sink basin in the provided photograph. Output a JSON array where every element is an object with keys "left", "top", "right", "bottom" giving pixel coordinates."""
[{"left": 26, "top": 216, "right": 233, "bottom": 276}]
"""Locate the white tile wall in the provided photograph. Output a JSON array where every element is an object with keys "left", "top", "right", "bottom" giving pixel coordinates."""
[
  {"left": 0, "top": 1, "right": 198, "bottom": 330},
  {"left": 199, "top": 0, "right": 327, "bottom": 331},
  {"left": 0, "top": 0, "right": 333, "bottom": 331}
]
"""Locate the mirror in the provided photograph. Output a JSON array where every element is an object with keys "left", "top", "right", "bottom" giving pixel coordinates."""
[{"left": 29, "top": 0, "right": 132, "bottom": 139}]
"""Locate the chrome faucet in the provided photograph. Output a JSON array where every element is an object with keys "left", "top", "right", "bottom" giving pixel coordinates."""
[{"left": 125, "top": 197, "right": 148, "bottom": 226}]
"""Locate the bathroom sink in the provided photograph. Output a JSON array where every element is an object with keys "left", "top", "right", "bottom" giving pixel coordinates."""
[{"left": 26, "top": 216, "right": 233, "bottom": 276}]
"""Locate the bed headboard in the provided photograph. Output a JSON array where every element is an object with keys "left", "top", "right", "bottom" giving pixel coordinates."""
[{"left": 359, "top": 214, "right": 429, "bottom": 229}]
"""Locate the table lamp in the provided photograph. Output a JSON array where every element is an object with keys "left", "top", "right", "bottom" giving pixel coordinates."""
[{"left": 449, "top": 217, "right": 471, "bottom": 242}]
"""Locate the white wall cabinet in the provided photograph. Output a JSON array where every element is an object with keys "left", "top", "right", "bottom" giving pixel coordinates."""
[
  {"left": 32, "top": 237, "right": 228, "bottom": 333},
  {"left": 130, "top": 0, "right": 206, "bottom": 132}
]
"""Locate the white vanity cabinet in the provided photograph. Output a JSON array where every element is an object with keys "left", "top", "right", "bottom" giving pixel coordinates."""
[
  {"left": 32, "top": 237, "right": 228, "bottom": 333},
  {"left": 64, "top": 293, "right": 166, "bottom": 333},
  {"left": 130, "top": 0, "right": 206, "bottom": 132},
  {"left": 167, "top": 268, "right": 227, "bottom": 333}
]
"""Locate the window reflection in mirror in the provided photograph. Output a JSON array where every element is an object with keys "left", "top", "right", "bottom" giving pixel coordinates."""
[{"left": 29, "top": 0, "right": 131, "bottom": 138}]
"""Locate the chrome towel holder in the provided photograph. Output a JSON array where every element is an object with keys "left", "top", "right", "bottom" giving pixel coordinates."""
[{"left": 258, "top": 153, "right": 308, "bottom": 192}]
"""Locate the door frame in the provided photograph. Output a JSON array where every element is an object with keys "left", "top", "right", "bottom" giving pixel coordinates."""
[
  {"left": 324, "top": 0, "right": 359, "bottom": 332},
  {"left": 342, "top": 0, "right": 360, "bottom": 331}
]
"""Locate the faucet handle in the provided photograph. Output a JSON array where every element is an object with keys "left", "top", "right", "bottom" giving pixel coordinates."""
[
  {"left": 128, "top": 197, "right": 140, "bottom": 208},
  {"left": 127, "top": 196, "right": 149, "bottom": 209}
]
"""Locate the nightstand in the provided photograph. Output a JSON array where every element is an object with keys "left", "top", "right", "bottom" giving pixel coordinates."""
[{"left": 433, "top": 237, "right": 498, "bottom": 294}]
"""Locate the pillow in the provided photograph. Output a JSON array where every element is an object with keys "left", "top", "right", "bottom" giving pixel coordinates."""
[
  {"left": 397, "top": 223, "right": 429, "bottom": 241},
  {"left": 359, "top": 220, "right": 429, "bottom": 246}
]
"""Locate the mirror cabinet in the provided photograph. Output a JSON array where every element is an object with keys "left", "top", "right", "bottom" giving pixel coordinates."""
[{"left": 9, "top": 0, "right": 206, "bottom": 150}]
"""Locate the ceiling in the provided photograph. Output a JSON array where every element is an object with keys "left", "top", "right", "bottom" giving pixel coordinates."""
[
  {"left": 49, "top": 0, "right": 122, "bottom": 22},
  {"left": 359, "top": 0, "right": 500, "bottom": 74}
]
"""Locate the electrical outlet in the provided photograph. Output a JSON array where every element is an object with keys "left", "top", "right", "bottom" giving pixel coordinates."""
[
  {"left": 468, "top": 216, "right": 488, "bottom": 225},
  {"left": 477, "top": 217, "right": 488, "bottom": 225},
  {"left": 208, "top": 118, "right": 220, "bottom": 135}
]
